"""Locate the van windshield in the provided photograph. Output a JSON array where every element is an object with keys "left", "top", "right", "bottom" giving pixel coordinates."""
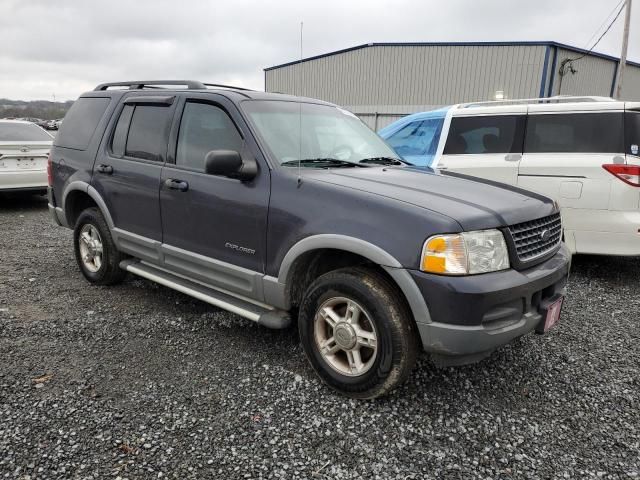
[{"left": 242, "top": 101, "right": 404, "bottom": 167}]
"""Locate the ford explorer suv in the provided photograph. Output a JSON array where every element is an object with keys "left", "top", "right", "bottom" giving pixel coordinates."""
[
  {"left": 379, "top": 96, "right": 640, "bottom": 257},
  {"left": 48, "top": 80, "right": 570, "bottom": 399}
]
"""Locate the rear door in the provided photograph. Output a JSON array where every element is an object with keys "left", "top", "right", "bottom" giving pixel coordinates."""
[
  {"left": 437, "top": 107, "right": 526, "bottom": 185},
  {"left": 91, "top": 95, "right": 176, "bottom": 260},
  {"left": 159, "top": 94, "right": 270, "bottom": 297},
  {"left": 517, "top": 107, "right": 625, "bottom": 211}
]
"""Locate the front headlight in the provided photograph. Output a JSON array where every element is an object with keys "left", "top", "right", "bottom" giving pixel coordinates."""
[{"left": 421, "top": 229, "right": 510, "bottom": 275}]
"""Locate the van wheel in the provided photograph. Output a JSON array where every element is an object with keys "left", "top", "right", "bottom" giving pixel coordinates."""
[
  {"left": 298, "top": 267, "right": 418, "bottom": 399},
  {"left": 73, "top": 207, "right": 126, "bottom": 285}
]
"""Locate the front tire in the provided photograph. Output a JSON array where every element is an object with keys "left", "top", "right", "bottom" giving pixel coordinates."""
[
  {"left": 299, "top": 267, "right": 418, "bottom": 399},
  {"left": 73, "top": 207, "right": 126, "bottom": 285}
]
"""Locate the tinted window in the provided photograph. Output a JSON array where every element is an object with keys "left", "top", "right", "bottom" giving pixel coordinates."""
[
  {"left": 125, "top": 105, "right": 171, "bottom": 161},
  {"left": 176, "top": 102, "right": 243, "bottom": 170},
  {"left": 525, "top": 113, "right": 624, "bottom": 154},
  {"left": 54, "top": 97, "right": 110, "bottom": 150},
  {"left": 0, "top": 122, "right": 52, "bottom": 141},
  {"left": 626, "top": 112, "right": 640, "bottom": 156},
  {"left": 444, "top": 115, "right": 525, "bottom": 155},
  {"left": 385, "top": 118, "right": 444, "bottom": 161},
  {"left": 110, "top": 105, "right": 134, "bottom": 157}
]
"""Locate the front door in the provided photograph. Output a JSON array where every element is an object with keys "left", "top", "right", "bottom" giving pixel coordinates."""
[
  {"left": 159, "top": 95, "right": 270, "bottom": 297},
  {"left": 437, "top": 112, "right": 526, "bottom": 186}
]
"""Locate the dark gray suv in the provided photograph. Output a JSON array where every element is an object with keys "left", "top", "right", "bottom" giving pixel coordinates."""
[{"left": 48, "top": 80, "right": 570, "bottom": 398}]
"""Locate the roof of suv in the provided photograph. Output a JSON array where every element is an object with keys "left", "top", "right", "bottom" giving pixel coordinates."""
[{"left": 91, "top": 80, "right": 335, "bottom": 106}]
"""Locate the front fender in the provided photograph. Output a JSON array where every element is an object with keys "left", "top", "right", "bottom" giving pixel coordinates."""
[{"left": 262, "top": 234, "right": 433, "bottom": 325}]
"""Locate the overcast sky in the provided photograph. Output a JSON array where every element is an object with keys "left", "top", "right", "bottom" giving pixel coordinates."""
[{"left": 1, "top": 0, "right": 638, "bottom": 101}]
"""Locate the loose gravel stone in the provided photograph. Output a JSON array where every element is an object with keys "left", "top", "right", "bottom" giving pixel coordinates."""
[{"left": 0, "top": 194, "right": 639, "bottom": 479}]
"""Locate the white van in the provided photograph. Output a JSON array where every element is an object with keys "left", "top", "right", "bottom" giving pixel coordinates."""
[{"left": 379, "top": 97, "right": 640, "bottom": 256}]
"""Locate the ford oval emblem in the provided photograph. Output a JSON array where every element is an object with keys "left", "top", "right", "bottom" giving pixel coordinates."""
[{"left": 540, "top": 229, "right": 551, "bottom": 242}]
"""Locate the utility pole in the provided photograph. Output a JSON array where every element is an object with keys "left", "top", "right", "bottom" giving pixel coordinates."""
[{"left": 614, "top": 0, "right": 632, "bottom": 99}]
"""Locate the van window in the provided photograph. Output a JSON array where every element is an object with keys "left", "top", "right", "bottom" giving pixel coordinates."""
[
  {"left": 385, "top": 118, "right": 444, "bottom": 165},
  {"left": 176, "top": 102, "right": 243, "bottom": 171},
  {"left": 125, "top": 105, "right": 171, "bottom": 161},
  {"left": 525, "top": 113, "right": 624, "bottom": 154},
  {"left": 54, "top": 97, "right": 110, "bottom": 150},
  {"left": 626, "top": 112, "right": 640, "bottom": 156},
  {"left": 110, "top": 105, "right": 134, "bottom": 157},
  {"left": 444, "top": 115, "right": 525, "bottom": 155}
]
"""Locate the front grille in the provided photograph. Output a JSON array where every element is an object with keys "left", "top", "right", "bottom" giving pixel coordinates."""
[{"left": 508, "top": 213, "right": 562, "bottom": 262}]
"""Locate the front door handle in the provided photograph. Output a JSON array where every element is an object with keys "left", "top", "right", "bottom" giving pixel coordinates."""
[
  {"left": 505, "top": 153, "right": 522, "bottom": 162},
  {"left": 165, "top": 178, "right": 189, "bottom": 192},
  {"left": 96, "top": 164, "right": 113, "bottom": 174}
]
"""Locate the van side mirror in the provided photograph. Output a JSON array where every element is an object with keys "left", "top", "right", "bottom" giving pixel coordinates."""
[{"left": 204, "top": 150, "right": 257, "bottom": 181}]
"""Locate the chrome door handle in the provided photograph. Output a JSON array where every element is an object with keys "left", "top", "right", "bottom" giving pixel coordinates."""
[
  {"left": 96, "top": 164, "right": 113, "bottom": 174},
  {"left": 505, "top": 154, "right": 522, "bottom": 162},
  {"left": 165, "top": 178, "right": 189, "bottom": 192}
]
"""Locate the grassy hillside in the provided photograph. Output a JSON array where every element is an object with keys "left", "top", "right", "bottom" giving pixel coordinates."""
[{"left": 0, "top": 99, "right": 73, "bottom": 120}]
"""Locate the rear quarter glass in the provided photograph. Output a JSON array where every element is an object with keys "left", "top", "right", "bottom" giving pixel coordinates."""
[
  {"left": 54, "top": 97, "right": 111, "bottom": 150},
  {"left": 626, "top": 111, "right": 640, "bottom": 157}
]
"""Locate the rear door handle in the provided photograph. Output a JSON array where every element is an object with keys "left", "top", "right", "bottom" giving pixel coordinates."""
[
  {"left": 96, "top": 164, "right": 113, "bottom": 174},
  {"left": 165, "top": 178, "right": 189, "bottom": 192}
]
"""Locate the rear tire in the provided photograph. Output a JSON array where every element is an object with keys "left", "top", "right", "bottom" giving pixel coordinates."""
[
  {"left": 73, "top": 207, "right": 126, "bottom": 285},
  {"left": 298, "top": 267, "right": 418, "bottom": 399}
]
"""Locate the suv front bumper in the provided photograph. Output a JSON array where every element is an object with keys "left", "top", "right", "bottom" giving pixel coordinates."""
[{"left": 411, "top": 244, "right": 570, "bottom": 361}]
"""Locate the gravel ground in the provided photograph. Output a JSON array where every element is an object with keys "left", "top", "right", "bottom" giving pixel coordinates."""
[{"left": 0, "top": 195, "right": 639, "bottom": 480}]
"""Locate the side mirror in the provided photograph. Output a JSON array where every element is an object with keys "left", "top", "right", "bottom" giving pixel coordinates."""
[{"left": 204, "top": 150, "right": 257, "bottom": 181}]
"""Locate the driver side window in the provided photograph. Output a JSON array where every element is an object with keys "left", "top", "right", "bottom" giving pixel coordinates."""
[{"left": 176, "top": 102, "right": 243, "bottom": 171}]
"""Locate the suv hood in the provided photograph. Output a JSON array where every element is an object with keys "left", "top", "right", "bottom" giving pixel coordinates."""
[{"left": 307, "top": 166, "right": 556, "bottom": 231}]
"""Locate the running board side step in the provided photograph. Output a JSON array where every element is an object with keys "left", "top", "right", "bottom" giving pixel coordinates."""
[{"left": 120, "top": 260, "right": 291, "bottom": 329}]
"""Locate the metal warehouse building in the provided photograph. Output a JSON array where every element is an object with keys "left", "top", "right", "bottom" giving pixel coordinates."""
[{"left": 264, "top": 41, "right": 640, "bottom": 129}]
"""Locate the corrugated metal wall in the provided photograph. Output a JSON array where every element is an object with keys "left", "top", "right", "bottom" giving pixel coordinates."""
[
  {"left": 620, "top": 65, "right": 640, "bottom": 100},
  {"left": 547, "top": 48, "right": 617, "bottom": 97},
  {"left": 265, "top": 44, "right": 640, "bottom": 129},
  {"left": 266, "top": 44, "right": 547, "bottom": 129}
]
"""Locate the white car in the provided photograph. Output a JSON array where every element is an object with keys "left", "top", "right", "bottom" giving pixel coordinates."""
[
  {"left": 0, "top": 120, "right": 53, "bottom": 194},
  {"left": 379, "top": 96, "right": 640, "bottom": 256}
]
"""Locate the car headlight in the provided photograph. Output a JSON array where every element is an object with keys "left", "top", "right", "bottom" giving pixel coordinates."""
[{"left": 421, "top": 229, "right": 510, "bottom": 275}]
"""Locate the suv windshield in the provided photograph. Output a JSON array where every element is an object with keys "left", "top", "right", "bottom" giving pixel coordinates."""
[
  {"left": 242, "top": 100, "right": 404, "bottom": 167},
  {"left": 0, "top": 122, "right": 52, "bottom": 142}
]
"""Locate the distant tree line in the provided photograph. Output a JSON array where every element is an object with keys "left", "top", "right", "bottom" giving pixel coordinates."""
[{"left": 0, "top": 99, "right": 73, "bottom": 120}]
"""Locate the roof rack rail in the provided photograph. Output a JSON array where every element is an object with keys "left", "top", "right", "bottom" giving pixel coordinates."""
[
  {"left": 94, "top": 80, "right": 206, "bottom": 91},
  {"left": 202, "top": 83, "right": 254, "bottom": 91},
  {"left": 458, "top": 95, "right": 615, "bottom": 108},
  {"left": 94, "top": 80, "right": 255, "bottom": 92}
]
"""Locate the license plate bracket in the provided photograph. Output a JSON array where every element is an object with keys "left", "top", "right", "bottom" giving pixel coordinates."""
[{"left": 536, "top": 296, "right": 564, "bottom": 334}]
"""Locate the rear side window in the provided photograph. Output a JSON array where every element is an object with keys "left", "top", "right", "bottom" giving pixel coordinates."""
[
  {"left": 444, "top": 115, "right": 525, "bottom": 155},
  {"left": 124, "top": 105, "right": 171, "bottom": 161},
  {"left": 176, "top": 102, "right": 243, "bottom": 170},
  {"left": 626, "top": 112, "right": 640, "bottom": 156},
  {"left": 55, "top": 97, "right": 110, "bottom": 150},
  {"left": 385, "top": 118, "right": 444, "bottom": 160},
  {"left": 0, "top": 122, "right": 52, "bottom": 141},
  {"left": 525, "top": 113, "right": 624, "bottom": 154},
  {"left": 111, "top": 105, "right": 134, "bottom": 157}
]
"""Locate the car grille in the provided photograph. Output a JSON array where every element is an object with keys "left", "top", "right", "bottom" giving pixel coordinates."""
[{"left": 508, "top": 213, "right": 562, "bottom": 262}]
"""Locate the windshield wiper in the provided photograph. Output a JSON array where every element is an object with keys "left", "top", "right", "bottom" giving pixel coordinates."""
[
  {"left": 358, "top": 156, "right": 409, "bottom": 166},
  {"left": 281, "top": 158, "right": 362, "bottom": 168}
]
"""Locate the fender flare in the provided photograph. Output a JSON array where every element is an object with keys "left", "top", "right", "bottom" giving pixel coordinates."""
[
  {"left": 274, "top": 234, "right": 432, "bottom": 324},
  {"left": 62, "top": 181, "right": 115, "bottom": 229}
]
